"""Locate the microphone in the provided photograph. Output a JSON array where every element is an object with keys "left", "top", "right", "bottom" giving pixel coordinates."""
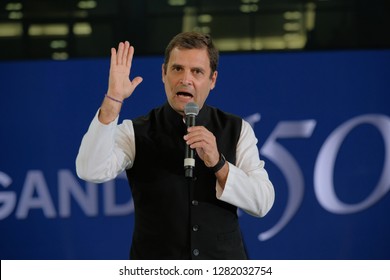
[{"left": 184, "top": 102, "right": 199, "bottom": 178}]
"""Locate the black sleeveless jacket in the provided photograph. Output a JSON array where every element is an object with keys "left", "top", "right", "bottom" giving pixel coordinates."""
[{"left": 126, "top": 102, "right": 246, "bottom": 259}]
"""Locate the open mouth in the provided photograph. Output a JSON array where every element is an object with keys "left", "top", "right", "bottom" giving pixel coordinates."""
[{"left": 176, "top": 91, "right": 194, "bottom": 98}]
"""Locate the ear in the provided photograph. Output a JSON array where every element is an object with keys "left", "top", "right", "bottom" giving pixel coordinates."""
[
  {"left": 210, "top": 70, "right": 218, "bottom": 90},
  {"left": 161, "top": 64, "right": 166, "bottom": 83}
]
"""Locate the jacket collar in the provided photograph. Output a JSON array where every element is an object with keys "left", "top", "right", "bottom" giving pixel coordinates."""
[{"left": 163, "top": 102, "right": 210, "bottom": 127}]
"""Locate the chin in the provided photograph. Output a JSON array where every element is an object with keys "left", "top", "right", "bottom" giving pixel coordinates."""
[{"left": 167, "top": 100, "right": 185, "bottom": 115}]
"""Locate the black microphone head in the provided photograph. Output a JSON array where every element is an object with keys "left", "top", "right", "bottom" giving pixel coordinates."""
[{"left": 184, "top": 102, "right": 199, "bottom": 116}]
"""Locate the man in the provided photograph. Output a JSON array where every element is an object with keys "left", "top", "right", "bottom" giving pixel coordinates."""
[{"left": 76, "top": 32, "right": 274, "bottom": 259}]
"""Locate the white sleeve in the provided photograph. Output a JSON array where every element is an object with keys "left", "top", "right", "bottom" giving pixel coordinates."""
[
  {"left": 216, "top": 120, "right": 275, "bottom": 217},
  {"left": 75, "top": 109, "right": 136, "bottom": 183}
]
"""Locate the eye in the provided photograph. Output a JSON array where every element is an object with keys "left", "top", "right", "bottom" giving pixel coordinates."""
[
  {"left": 171, "top": 65, "right": 183, "bottom": 72},
  {"left": 192, "top": 68, "right": 204, "bottom": 75}
]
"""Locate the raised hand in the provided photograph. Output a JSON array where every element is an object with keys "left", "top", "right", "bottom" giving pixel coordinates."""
[
  {"left": 99, "top": 41, "right": 143, "bottom": 124},
  {"left": 107, "top": 41, "right": 143, "bottom": 101}
]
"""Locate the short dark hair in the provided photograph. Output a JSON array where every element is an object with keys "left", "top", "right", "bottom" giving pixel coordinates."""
[{"left": 163, "top": 32, "right": 219, "bottom": 78}]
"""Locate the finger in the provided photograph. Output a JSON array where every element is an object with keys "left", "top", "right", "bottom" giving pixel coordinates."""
[
  {"left": 189, "top": 140, "right": 207, "bottom": 150},
  {"left": 116, "top": 42, "right": 124, "bottom": 64},
  {"left": 190, "top": 143, "right": 218, "bottom": 161},
  {"left": 187, "top": 134, "right": 215, "bottom": 149},
  {"left": 187, "top": 126, "right": 209, "bottom": 133},
  {"left": 186, "top": 127, "right": 214, "bottom": 141},
  {"left": 110, "top": 47, "right": 117, "bottom": 69},
  {"left": 127, "top": 45, "right": 134, "bottom": 68},
  {"left": 122, "top": 41, "right": 130, "bottom": 65},
  {"left": 184, "top": 130, "right": 207, "bottom": 143},
  {"left": 131, "top": 76, "right": 143, "bottom": 89}
]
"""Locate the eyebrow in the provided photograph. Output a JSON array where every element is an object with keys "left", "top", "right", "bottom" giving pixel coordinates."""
[
  {"left": 171, "top": 63, "right": 205, "bottom": 73},
  {"left": 171, "top": 63, "right": 183, "bottom": 69}
]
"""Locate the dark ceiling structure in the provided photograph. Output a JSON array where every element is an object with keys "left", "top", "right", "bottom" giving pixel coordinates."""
[{"left": 0, "top": 0, "right": 389, "bottom": 60}]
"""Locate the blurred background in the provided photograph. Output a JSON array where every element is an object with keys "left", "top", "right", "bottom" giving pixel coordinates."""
[
  {"left": 1, "top": 0, "right": 390, "bottom": 260},
  {"left": 1, "top": 0, "right": 390, "bottom": 60}
]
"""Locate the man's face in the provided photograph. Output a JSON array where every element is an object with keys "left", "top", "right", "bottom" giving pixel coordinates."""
[{"left": 162, "top": 47, "right": 217, "bottom": 116}]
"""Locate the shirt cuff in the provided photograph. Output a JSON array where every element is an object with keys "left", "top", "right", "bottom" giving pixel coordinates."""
[
  {"left": 215, "top": 162, "right": 233, "bottom": 199},
  {"left": 94, "top": 108, "right": 119, "bottom": 127}
]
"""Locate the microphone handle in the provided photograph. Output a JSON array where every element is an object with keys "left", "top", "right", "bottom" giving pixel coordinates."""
[{"left": 184, "top": 114, "right": 196, "bottom": 178}]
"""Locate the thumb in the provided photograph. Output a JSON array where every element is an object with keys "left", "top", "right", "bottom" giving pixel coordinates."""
[{"left": 132, "top": 76, "right": 143, "bottom": 89}]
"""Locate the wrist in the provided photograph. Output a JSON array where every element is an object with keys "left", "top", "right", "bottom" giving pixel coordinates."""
[
  {"left": 209, "top": 153, "right": 226, "bottom": 173},
  {"left": 105, "top": 93, "right": 123, "bottom": 104}
]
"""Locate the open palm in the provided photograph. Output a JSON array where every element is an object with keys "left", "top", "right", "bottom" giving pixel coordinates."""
[{"left": 108, "top": 41, "right": 143, "bottom": 100}]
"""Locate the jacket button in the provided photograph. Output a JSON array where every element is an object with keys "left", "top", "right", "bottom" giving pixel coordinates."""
[
  {"left": 191, "top": 200, "right": 198, "bottom": 206},
  {"left": 192, "top": 224, "right": 199, "bottom": 232},
  {"left": 192, "top": 249, "right": 199, "bottom": 256}
]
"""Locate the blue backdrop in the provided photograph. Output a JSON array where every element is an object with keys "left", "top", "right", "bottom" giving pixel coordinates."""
[{"left": 1, "top": 49, "right": 389, "bottom": 259}]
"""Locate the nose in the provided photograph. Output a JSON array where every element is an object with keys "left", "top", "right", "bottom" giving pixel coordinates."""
[
  {"left": 180, "top": 79, "right": 192, "bottom": 86},
  {"left": 180, "top": 71, "right": 193, "bottom": 86}
]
